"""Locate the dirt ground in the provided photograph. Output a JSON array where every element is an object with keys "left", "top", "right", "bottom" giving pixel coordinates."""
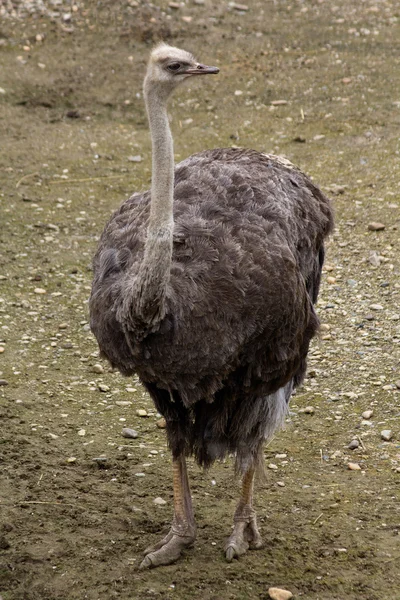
[{"left": 0, "top": 1, "right": 399, "bottom": 598}]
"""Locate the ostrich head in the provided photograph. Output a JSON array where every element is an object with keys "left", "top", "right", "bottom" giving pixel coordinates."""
[{"left": 144, "top": 43, "right": 219, "bottom": 99}]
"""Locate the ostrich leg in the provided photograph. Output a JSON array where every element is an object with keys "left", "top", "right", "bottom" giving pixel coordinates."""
[
  {"left": 225, "top": 466, "right": 263, "bottom": 561},
  {"left": 140, "top": 455, "right": 196, "bottom": 568}
]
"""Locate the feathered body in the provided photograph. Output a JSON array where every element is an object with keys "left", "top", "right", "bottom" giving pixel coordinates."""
[{"left": 90, "top": 147, "right": 333, "bottom": 470}]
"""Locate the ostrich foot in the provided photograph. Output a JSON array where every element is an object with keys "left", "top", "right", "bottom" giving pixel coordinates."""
[
  {"left": 225, "top": 505, "right": 263, "bottom": 562},
  {"left": 140, "top": 525, "right": 196, "bottom": 569}
]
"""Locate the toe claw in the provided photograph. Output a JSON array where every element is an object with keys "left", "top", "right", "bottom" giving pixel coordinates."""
[
  {"left": 139, "top": 555, "right": 154, "bottom": 570},
  {"left": 225, "top": 545, "right": 237, "bottom": 562}
]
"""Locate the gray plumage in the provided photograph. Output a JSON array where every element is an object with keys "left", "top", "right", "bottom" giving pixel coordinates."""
[{"left": 90, "top": 145, "right": 333, "bottom": 472}]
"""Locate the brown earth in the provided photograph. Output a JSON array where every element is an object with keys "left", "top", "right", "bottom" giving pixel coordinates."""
[{"left": 0, "top": 1, "right": 399, "bottom": 599}]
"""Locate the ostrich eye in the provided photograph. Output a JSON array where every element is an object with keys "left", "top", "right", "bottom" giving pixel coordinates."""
[{"left": 167, "top": 62, "right": 182, "bottom": 72}]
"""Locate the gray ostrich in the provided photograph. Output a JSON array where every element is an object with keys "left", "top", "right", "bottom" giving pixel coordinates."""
[{"left": 89, "top": 44, "right": 333, "bottom": 569}]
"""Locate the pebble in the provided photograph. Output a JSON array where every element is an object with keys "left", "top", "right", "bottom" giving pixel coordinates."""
[
  {"left": 92, "top": 364, "right": 105, "bottom": 374},
  {"left": 0, "top": 379, "right": 8, "bottom": 386},
  {"left": 34, "top": 287, "right": 46, "bottom": 294},
  {"left": 136, "top": 409, "right": 148, "bottom": 417},
  {"left": 153, "top": 497, "right": 167, "bottom": 505},
  {"left": 395, "top": 381, "right": 400, "bottom": 390},
  {"left": 77, "top": 429, "right": 86, "bottom": 436},
  {"left": 135, "top": 472, "right": 146, "bottom": 477},
  {"left": 326, "top": 276, "right": 336, "bottom": 284},
  {"left": 362, "top": 410, "right": 373, "bottom": 420},
  {"left": 93, "top": 457, "right": 107, "bottom": 465},
  {"left": 58, "top": 323, "right": 68, "bottom": 329},
  {"left": 348, "top": 462, "right": 362, "bottom": 471},
  {"left": 231, "top": 3, "right": 249, "bottom": 11},
  {"left": 48, "top": 433, "right": 58, "bottom": 440},
  {"left": 271, "top": 99, "right": 288, "bottom": 106},
  {"left": 67, "top": 457, "right": 77, "bottom": 463},
  {"left": 127, "top": 155, "right": 142, "bottom": 162},
  {"left": 0, "top": 347, "right": 4, "bottom": 353},
  {"left": 268, "top": 463, "right": 278, "bottom": 470},
  {"left": 122, "top": 428, "right": 138, "bottom": 439},
  {"left": 268, "top": 588, "right": 293, "bottom": 600},
  {"left": 368, "top": 251, "right": 381, "bottom": 267},
  {"left": 98, "top": 383, "right": 110, "bottom": 392},
  {"left": 304, "top": 406, "right": 315, "bottom": 414},
  {"left": 369, "top": 304, "right": 383, "bottom": 311},
  {"left": 277, "top": 481, "right": 285, "bottom": 487},
  {"left": 380, "top": 430, "right": 393, "bottom": 441},
  {"left": 348, "top": 440, "right": 359, "bottom": 450},
  {"left": 368, "top": 222, "right": 385, "bottom": 231},
  {"left": 156, "top": 418, "right": 167, "bottom": 428}
]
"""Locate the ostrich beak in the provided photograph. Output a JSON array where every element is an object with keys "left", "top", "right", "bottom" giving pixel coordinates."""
[{"left": 186, "top": 63, "right": 220, "bottom": 75}]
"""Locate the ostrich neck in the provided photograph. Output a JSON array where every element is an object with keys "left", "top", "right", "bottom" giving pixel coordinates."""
[
  {"left": 146, "top": 86, "right": 175, "bottom": 233},
  {"left": 135, "top": 84, "right": 175, "bottom": 326}
]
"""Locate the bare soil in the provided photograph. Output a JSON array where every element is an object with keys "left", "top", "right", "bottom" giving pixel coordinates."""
[{"left": 0, "top": 1, "right": 399, "bottom": 599}]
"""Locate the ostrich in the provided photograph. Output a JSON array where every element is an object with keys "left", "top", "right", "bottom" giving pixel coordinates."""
[{"left": 89, "top": 43, "right": 333, "bottom": 569}]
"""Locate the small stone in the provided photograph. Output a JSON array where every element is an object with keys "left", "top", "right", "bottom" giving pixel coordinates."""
[
  {"left": 135, "top": 472, "right": 146, "bottom": 477},
  {"left": 48, "top": 433, "right": 59, "bottom": 440},
  {"left": 395, "top": 381, "right": 400, "bottom": 390},
  {"left": 348, "top": 440, "right": 359, "bottom": 450},
  {"left": 156, "top": 418, "right": 167, "bottom": 428},
  {"left": 362, "top": 410, "right": 373, "bottom": 420},
  {"left": 36, "top": 34, "right": 43, "bottom": 42},
  {"left": 34, "top": 287, "right": 46, "bottom": 294},
  {"left": 181, "top": 15, "right": 192, "bottom": 22},
  {"left": 326, "top": 276, "right": 336, "bottom": 284},
  {"left": 268, "top": 463, "right": 278, "bottom": 470},
  {"left": 93, "top": 457, "right": 107, "bottom": 465},
  {"left": 98, "top": 383, "right": 110, "bottom": 392},
  {"left": 127, "top": 155, "right": 142, "bottom": 162},
  {"left": 168, "top": 1, "right": 180, "bottom": 7},
  {"left": 58, "top": 323, "right": 68, "bottom": 329},
  {"left": 368, "top": 222, "right": 385, "bottom": 231},
  {"left": 368, "top": 251, "right": 381, "bottom": 267},
  {"left": 304, "top": 406, "right": 315, "bottom": 414},
  {"left": 268, "top": 588, "right": 293, "bottom": 600},
  {"left": 276, "top": 481, "right": 285, "bottom": 487},
  {"left": 232, "top": 3, "right": 249, "bottom": 11},
  {"left": 0, "top": 347, "right": 4, "bottom": 353},
  {"left": 342, "top": 77, "right": 352, "bottom": 84},
  {"left": 271, "top": 99, "right": 288, "bottom": 106},
  {"left": 122, "top": 428, "right": 138, "bottom": 439},
  {"left": 92, "top": 364, "right": 105, "bottom": 374},
  {"left": 153, "top": 497, "right": 167, "bottom": 505},
  {"left": 77, "top": 429, "right": 86, "bottom": 436},
  {"left": 136, "top": 409, "right": 148, "bottom": 417},
  {"left": 348, "top": 462, "right": 362, "bottom": 471},
  {"left": 380, "top": 430, "right": 393, "bottom": 441},
  {"left": 0, "top": 379, "right": 8, "bottom": 386},
  {"left": 369, "top": 303, "right": 383, "bottom": 311},
  {"left": 67, "top": 457, "right": 77, "bottom": 463}
]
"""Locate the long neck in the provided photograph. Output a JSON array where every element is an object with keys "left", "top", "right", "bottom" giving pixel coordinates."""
[{"left": 135, "top": 81, "right": 175, "bottom": 327}]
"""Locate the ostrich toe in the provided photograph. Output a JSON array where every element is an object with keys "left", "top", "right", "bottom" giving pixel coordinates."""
[
  {"left": 140, "top": 528, "right": 196, "bottom": 569},
  {"left": 225, "top": 507, "right": 263, "bottom": 562}
]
